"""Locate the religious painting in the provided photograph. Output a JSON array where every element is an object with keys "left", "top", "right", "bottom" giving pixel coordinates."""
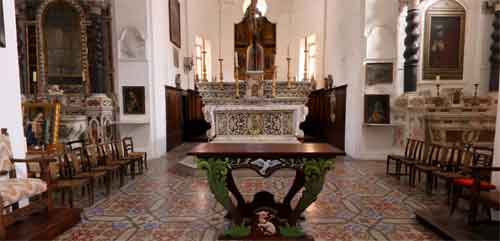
[
  {"left": 423, "top": 1, "right": 465, "bottom": 80},
  {"left": 169, "top": 0, "right": 181, "bottom": 48},
  {"left": 22, "top": 103, "right": 61, "bottom": 148},
  {"left": 123, "top": 86, "right": 145, "bottom": 115},
  {"left": 364, "top": 95, "right": 390, "bottom": 125},
  {"left": 366, "top": 63, "right": 393, "bottom": 86},
  {"left": 0, "top": 0, "right": 5, "bottom": 48}
]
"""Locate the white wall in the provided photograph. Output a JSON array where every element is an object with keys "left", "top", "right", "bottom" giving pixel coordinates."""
[{"left": 0, "top": 0, "right": 26, "bottom": 158}]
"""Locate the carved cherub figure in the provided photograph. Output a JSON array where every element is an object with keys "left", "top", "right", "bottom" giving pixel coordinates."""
[{"left": 256, "top": 210, "right": 276, "bottom": 236}]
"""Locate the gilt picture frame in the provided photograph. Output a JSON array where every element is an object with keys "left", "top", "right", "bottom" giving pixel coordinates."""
[
  {"left": 123, "top": 86, "right": 146, "bottom": 115},
  {"left": 0, "top": 0, "right": 5, "bottom": 48},
  {"left": 169, "top": 0, "right": 181, "bottom": 48},
  {"left": 423, "top": 5, "right": 465, "bottom": 80}
]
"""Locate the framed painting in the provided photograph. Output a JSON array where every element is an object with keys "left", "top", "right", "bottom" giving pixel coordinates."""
[
  {"left": 169, "top": 0, "right": 181, "bottom": 48},
  {"left": 0, "top": 0, "right": 5, "bottom": 48},
  {"left": 364, "top": 95, "right": 390, "bottom": 125},
  {"left": 366, "top": 63, "right": 393, "bottom": 86},
  {"left": 22, "top": 102, "right": 61, "bottom": 148},
  {"left": 123, "top": 86, "right": 145, "bottom": 115},
  {"left": 423, "top": 2, "right": 465, "bottom": 80}
]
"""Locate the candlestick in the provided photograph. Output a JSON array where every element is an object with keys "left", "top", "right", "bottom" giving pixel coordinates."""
[
  {"left": 218, "top": 58, "right": 224, "bottom": 89},
  {"left": 202, "top": 40, "right": 208, "bottom": 82},
  {"left": 272, "top": 66, "right": 277, "bottom": 97},
  {"left": 303, "top": 37, "right": 309, "bottom": 82},
  {"left": 436, "top": 83, "right": 441, "bottom": 97},
  {"left": 235, "top": 52, "right": 239, "bottom": 68},
  {"left": 286, "top": 57, "right": 292, "bottom": 88},
  {"left": 235, "top": 67, "right": 240, "bottom": 98}
]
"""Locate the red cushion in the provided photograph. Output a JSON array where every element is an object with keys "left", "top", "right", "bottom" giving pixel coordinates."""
[{"left": 453, "top": 178, "right": 496, "bottom": 190}]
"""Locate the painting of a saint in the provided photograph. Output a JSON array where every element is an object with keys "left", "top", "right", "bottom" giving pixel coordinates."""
[
  {"left": 429, "top": 17, "right": 461, "bottom": 68},
  {"left": 123, "top": 86, "right": 145, "bottom": 115},
  {"left": 169, "top": 0, "right": 181, "bottom": 48},
  {"left": 423, "top": 2, "right": 465, "bottom": 80},
  {"left": 365, "top": 95, "right": 390, "bottom": 124}
]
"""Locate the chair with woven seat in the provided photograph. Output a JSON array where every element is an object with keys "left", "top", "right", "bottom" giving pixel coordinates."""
[
  {"left": 113, "top": 141, "right": 141, "bottom": 178},
  {"left": 123, "top": 137, "right": 148, "bottom": 173},
  {"left": 66, "top": 149, "right": 109, "bottom": 198},
  {"left": 398, "top": 139, "right": 425, "bottom": 184},
  {"left": 386, "top": 138, "right": 414, "bottom": 176},
  {"left": 450, "top": 148, "right": 495, "bottom": 217},
  {"left": 411, "top": 143, "right": 442, "bottom": 192},
  {"left": 0, "top": 129, "right": 54, "bottom": 239},
  {"left": 85, "top": 144, "right": 121, "bottom": 191}
]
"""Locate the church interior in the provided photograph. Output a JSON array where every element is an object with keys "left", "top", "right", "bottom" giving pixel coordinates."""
[{"left": 0, "top": 0, "right": 500, "bottom": 240}]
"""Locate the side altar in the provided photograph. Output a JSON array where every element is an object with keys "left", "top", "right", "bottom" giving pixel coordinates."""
[{"left": 197, "top": 81, "right": 312, "bottom": 143}]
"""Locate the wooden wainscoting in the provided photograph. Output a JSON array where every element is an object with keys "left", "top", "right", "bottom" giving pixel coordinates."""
[
  {"left": 166, "top": 86, "right": 184, "bottom": 151},
  {"left": 301, "top": 85, "right": 347, "bottom": 150},
  {"left": 166, "top": 87, "right": 209, "bottom": 151}
]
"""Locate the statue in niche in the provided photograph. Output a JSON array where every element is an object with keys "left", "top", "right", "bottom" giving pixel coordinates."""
[{"left": 119, "top": 27, "right": 146, "bottom": 60}]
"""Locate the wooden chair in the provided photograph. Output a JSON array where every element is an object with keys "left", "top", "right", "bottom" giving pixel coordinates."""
[
  {"left": 50, "top": 153, "right": 92, "bottom": 208},
  {"left": 123, "top": 137, "right": 148, "bottom": 173},
  {"left": 386, "top": 138, "right": 413, "bottom": 176},
  {"left": 0, "top": 130, "right": 54, "bottom": 239},
  {"left": 463, "top": 165, "right": 500, "bottom": 224},
  {"left": 398, "top": 139, "right": 425, "bottom": 184},
  {"left": 100, "top": 143, "right": 130, "bottom": 185},
  {"left": 113, "top": 141, "right": 141, "bottom": 178},
  {"left": 450, "top": 148, "right": 496, "bottom": 217},
  {"left": 66, "top": 148, "right": 109, "bottom": 198},
  {"left": 85, "top": 144, "right": 121, "bottom": 191},
  {"left": 411, "top": 143, "right": 442, "bottom": 192},
  {"left": 432, "top": 145, "right": 471, "bottom": 202}
]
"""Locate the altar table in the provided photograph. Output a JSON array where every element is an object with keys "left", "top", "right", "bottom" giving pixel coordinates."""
[{"left": 189, "top": 143, "right": 345, "bottom": 240}]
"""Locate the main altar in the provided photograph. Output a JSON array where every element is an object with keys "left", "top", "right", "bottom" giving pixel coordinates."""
[{"left": 198, "top": 81, "right": 311, "bottom": 143}]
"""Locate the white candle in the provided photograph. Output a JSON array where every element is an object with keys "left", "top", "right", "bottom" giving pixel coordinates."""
[
  {"left": 32, "top": 71, "right": 37, "bottom": 82},
  {"left": 436, "top": 75, "right": 440, "bottom": 81},
  {"left": 287, "top": 44, "right": 290, "bottom": 57},
  {"left": 235, "top": 52, "right": 239, "bottom": 68}
]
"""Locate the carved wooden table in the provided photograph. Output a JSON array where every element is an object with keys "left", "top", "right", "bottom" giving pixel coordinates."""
[{"left": 189, "top": 143, "right": 345, "bottom": 240}]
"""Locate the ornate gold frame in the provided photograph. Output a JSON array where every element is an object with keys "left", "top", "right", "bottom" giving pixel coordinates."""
[
  {"left": 423, "top": 6, "right": 466, "bottom": 81},
  {"left": 36, "top": 0, "right": 90, "bottom": 96},
  {"left": 22, "top": 102, "right": 61, "bottom": 146}
]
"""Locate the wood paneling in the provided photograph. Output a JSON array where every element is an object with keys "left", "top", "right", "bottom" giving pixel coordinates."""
[
  {"left": 183, "top": 90, "right": 209, "bottom": 142},
  {"left": 166, "top": 86, "right": 184, "bottom": 151},
  {"left": 301, "top": 85, "right": 347, "bottom": 150}
]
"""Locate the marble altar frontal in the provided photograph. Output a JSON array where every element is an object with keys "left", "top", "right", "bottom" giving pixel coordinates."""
[{"left": 198, "top": 81, "right": 311, "bottom": 143}]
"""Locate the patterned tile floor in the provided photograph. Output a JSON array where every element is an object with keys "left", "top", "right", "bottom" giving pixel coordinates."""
[{"left": 55, "top": 143, "right": 448, "bottom": 241}]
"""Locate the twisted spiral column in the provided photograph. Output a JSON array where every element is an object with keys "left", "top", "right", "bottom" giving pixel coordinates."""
[
  {"left": 490, "top": 6, "right": 500, "bottom": 91},
  {"left": 90, "top": 11, "right": 106, "bottom": 93},
  {"left": 403, "top": 4, "right": 420, "bottom": 93}
]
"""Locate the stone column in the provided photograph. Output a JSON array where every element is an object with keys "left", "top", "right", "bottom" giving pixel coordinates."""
[
  {"left": 490, "top": 3, "right": 500, "bottom": 92},
  {"left": 403, "top": 0, "right": 420, "bottom": 93}
]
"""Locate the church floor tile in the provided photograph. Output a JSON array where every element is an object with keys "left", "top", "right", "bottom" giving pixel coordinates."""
[{"left": 55, "top": 144, "right": 447, "bottom": 241}]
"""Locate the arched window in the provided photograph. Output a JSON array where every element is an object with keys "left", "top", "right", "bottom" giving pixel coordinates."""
[
  {"left": 242, "top": 0, "right": 268, "bottom": 16},
  {"left": 422, "top": 0, "right": 465, "bottom": 80}
]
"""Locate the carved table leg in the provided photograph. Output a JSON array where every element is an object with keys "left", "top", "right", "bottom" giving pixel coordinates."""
[
  {"left": 226, "top": 170, "right": 246, "bottom": 208},
  {"left": 288, "top": 158, "right": 335, "bottom": 226},
  {"left": 283, "top": 170, "right": 305, "bottom": 210},
  {"left": 197, "top": 158, "right": 242, "bottom": 225}
]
